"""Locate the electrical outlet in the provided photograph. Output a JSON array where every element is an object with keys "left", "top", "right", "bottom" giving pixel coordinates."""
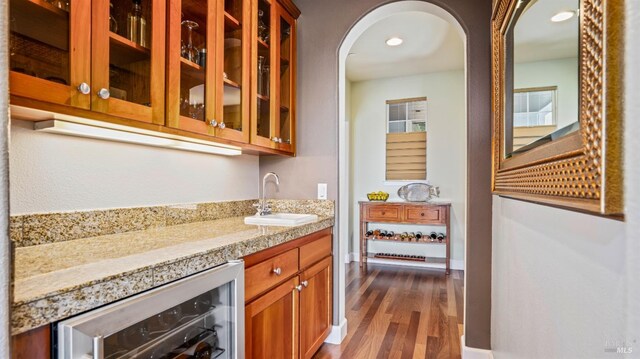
[{"left": 318, "top": 183, "right": 328, "bottom": 200}]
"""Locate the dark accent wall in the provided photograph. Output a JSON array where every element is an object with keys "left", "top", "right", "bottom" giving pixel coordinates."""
[{"left": 259, "top": 0, "right": 493, "bottom": 349}]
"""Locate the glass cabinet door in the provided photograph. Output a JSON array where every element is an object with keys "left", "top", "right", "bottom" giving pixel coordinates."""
[
  {"left": 91, "top": 0, "right": 165, "bottom": 124},
  {"left": 275, "top": 4, "right": 295, "bottom": 153},
  {"left": 250, "top": 0, "right": 276, "bottom": 148},
  {"left": 214, "top": 0, "right": 250, "bottom": 143},
  {"left": 9, "top": 0, "right": 91, "bottom": 109},
  {"left": 166, "top": 0, "right": 215, "bottom": 135}
]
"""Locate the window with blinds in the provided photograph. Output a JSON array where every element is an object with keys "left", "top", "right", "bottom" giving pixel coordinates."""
[{"left": 386, "top": 97, "right": 427, "bottom": 181}]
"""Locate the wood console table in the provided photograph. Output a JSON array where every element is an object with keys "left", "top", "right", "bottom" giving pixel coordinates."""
[{"left": 359, "top": 201, "right": 451, "bottom": 274}]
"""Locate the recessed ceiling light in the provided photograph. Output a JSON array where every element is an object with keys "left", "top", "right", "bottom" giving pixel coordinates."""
[
  {"left": 551, "top": 11, "right": 575, "bottom": 22},
  {"left": 385, "top": 37, "right": 403, "bottom": 47}
]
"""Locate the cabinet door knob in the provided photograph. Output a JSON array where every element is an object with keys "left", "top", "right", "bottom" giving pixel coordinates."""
[
  {"left": 295, "top": 284, "right": 303, "bottom": 292},
  {"left": 421, "top": 213, "right": 425, "bottom": 217},
  {"left": 272, "top": 267, "right": 282, "bottom": 276},
  {"left": 302, "top": 280, "right": 309, "bottom": 287},
  {"left": 381, "top": 212, "right": 386, "bottom": 215},
  {"left": 97, "top": 88, "right": 110, "bottom": 99},
  {"left": 77, "top": 83, "right": 91, "bottom": 95},
  {"left": 209, "top": 119, "right": 218, "bottom": 127},
  {"left": 218, "top": 122, "right": 226, "bottom": 129}
]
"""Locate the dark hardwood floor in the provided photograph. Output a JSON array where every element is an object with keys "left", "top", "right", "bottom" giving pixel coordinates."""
[{"left": 314, "top": 262, "right": 464, "bottom": 359}]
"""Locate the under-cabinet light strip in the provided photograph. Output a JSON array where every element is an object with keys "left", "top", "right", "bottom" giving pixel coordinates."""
[{"left": 34, "top": 120, "right": 242, "bottom": 156}]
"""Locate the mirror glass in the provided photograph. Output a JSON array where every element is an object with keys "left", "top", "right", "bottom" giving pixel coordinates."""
[{"left": 504, "top": 0, "right": 580, "bottom": 158}]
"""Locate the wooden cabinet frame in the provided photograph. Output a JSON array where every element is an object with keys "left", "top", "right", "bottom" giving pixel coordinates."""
[
  {"left": 491, "top": 0, "right": 625, "bottom": 215},
  {"left": 9, "top": 0, "right": 91, "bottom": 109}
]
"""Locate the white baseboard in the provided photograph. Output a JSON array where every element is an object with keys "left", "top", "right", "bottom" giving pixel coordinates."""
[
  {"left": 347, "top": 252, "right": 464, "bottom": 270},
  {"left": 460, "top": 335, "right": 493, "bottom": 359},
  {"left": 325, "top": 318, "right": 348, "bottom": 344}
]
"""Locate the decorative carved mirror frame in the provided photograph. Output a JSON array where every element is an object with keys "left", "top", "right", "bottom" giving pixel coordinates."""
[{"left": 491, "top": 0, "right": 625, "bottom": 215}]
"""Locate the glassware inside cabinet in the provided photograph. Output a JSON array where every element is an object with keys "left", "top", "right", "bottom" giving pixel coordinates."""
[
  {"left": 9, "top": 0, "right": 72, "bottom": 86},
  {"left": 279, "top": 15, "right": 292, "bottom": 145},
  {"left": 179, "top": 0, "right": 207, "bottom": 122},
  {"left": 222, "top": 0, "right": 244, "bottom": 132},
  {"left": 107, "top": 0, "right": 152, "bottom": 105},
  {"left": 255, "top": 0, "right": 272, "bottom": 141}
]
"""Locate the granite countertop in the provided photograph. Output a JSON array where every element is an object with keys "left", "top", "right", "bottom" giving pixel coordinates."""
[{"left": 12, "top": 215, "right": 334, "bottom": 335}]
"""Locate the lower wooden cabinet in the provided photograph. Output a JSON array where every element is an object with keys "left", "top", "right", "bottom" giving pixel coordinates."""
[
  {"left": 299, "top": 256, "right": 332, "bottom": 359},
  {"left": 244, "top": 228, "right": 333, "bottom": 359},
  {"left": 245, "top": 277, "right": 300, "bottom": 358}
]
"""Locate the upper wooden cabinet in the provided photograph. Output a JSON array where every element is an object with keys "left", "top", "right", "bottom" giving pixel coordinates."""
[
  {"left": 9, "top": 0, "right": 298, "bottom": 155},
  {"left": 250, "top": 0, "right": 297, "bottom": 154},
  {"left": 166, "top": 0, "right": 251, "bottom": 142},
  {"left": 92, "top": 0, "right": 166, "bottom": 124},
  {"left": 9, "top": 0, "right": 166, "bottom": 124},
  {"left": 9, "top": 0, "right": 92, "bottom": 109}
]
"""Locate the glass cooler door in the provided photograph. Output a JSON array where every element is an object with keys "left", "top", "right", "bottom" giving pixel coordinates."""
[{"left": 57, "top": 261, "right": 244, "bottom": 359}]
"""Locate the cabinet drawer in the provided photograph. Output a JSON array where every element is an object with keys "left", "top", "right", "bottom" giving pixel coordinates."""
[
  {"left": 245, "top": 248, "right": 299, "bottom": 302},
  {"left": 364, "top": 205, "right": 402, "bottom": 221},
  {"left": 300, "top": 234, "right": 332, "bottom": 269},
  {"left": 404, "top": 206, "right": 445, "bottom": 224}
]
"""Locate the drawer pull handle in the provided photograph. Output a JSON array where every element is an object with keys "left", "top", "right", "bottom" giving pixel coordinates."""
[
  {"left": 381, "top": 212, "right": 386, "bottom": 215},
  {"left": 421, "top": 213, "right": 425, "bottom": 217},
  {"left": 302, "top": 280, "right": 309, "bottom": 287},
  {"left": 296, "top": 284, "right": 304, "bottom": 292},
  {"left": 273, "top": 267, "right": 282, "bottom": 276}
]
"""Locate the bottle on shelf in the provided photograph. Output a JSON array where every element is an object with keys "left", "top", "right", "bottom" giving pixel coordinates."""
[
  {"left": 415, "top": 231, "right": 423, "bottom": 240},
  {"left": 399, "top": 232, "right": 408, "bottom": 241},
  {"left": 386, "top": 231, "right": 395, "bottom": 238},
  {"left": 373, "top": 229, "right": 380, "bottom": 237},
  {"left": 109, "top": 2, "right": 118, "bottom": 33},
  {"left": 429, "top": 232, "right": 437, "bottom": 241},
  {"left": 379, "top": 230, "right": 388, "bottom": 238},
  {"left": 365, "top": 230, "right": 373, "bottom": 237},
  {"left": 437, "top": 233, "right": 445, "bottom": 242},
  {"left": 409, "top": 232, "right": 416, "bottom": 241},
  {"left": 127, "top": 0, "right": 148, "bottom": 47}
]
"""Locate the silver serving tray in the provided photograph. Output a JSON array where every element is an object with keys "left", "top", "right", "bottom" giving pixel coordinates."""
[{"left": 397, "top": 183, "right": 439, "bottom": 202}]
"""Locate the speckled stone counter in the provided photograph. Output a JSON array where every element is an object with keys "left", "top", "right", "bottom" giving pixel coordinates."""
[{"left": 12, "top": 210, "right": 334, "bottom": 335}]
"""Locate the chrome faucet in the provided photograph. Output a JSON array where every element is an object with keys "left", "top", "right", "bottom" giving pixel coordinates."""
[{"left": 255, "top": 172, "right": 280, "bottom": 216}]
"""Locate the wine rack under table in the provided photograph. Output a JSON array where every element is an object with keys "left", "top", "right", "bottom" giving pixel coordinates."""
[{"left": 359, "top": 201, "right": 451, "bottom": 274}]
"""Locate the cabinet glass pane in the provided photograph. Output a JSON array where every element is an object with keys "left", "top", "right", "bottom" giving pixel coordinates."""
[
  {"left": 102, "top": 283, "right": 234, "bottom": 359},
  {"left": 109, "top": 0, "right": 152, "bottom": 106},
  {"left": 223, "top": 0, "right": 243, "bottom": 131},
  {"left": 279, "top": 17, "right": 292, "bottom": 144},
  {"left": 179, "top": 0, "right": 208, "bottom": 121},
  {"left": 9, "top": 0, "right": 71, "bottom": 85},
  {"left": 256, "top": 0, "right": 271, "bottom": 139}
]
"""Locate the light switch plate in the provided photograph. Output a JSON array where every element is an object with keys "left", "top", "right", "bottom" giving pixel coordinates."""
[{"left": 317, "top": 183, "right": 328, "bottom": 200}]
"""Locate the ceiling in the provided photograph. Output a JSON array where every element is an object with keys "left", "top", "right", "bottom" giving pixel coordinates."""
[
  {"left": 345, "top": 11, "right": 464, "bottom": 82},
  {"left": 345, "top": 0, "right": 579, "bottom": 82},
  {"left": 514, "top": 0, "right": 580, "bottom": 63}
]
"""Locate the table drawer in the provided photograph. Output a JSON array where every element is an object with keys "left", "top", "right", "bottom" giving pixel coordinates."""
[
  {"left": 364, "top": 205, "right": 402, "bottom": 221},
  {"left": 404, "top": 206, "right": 445, "bottom": 224},
  {"left": 245, "top": 248, "right": 299, "bottom": 302},
  {"left": 300, "top": 234, "right": 332, "bottom": 269}
]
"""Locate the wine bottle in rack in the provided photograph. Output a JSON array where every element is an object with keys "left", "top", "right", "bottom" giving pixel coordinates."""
[
  {"left": 387, "top": 231, "right": 395, "bottom": 238},
  {"left": 373, "top": 229, "right": 380, "bottom": 237},
  {"left": 366, "top": 230, "right": 373, "bottom": 237},
  {"left": 415, "top": 231, "right": 423, "bottom": 240},
  {"left": 430, "top": 232, "right": 437, "bottom": 241},
  {"left": 409, "top": 232, "right": 416, "bottom": 241},
  {"left": 437, "top": 233, "right": 445, "bottom": 242},
  {"left": 380, "top": 230, "right": 388, "bottom": 238}
]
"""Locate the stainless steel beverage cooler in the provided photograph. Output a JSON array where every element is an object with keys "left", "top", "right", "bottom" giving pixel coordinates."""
[{"left": 57, "top": 261, "right": 244, "bottom": 359}]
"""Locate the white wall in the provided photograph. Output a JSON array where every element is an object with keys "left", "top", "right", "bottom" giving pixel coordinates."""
[
  {"left": 515, "top": 57, "right": 579, "bottom": 129},
  {"left": 491, "top": 2, "right": 640, "bottom": 356},
  {"left": 10, "top": 120, "right": 260, "bottom": 214},
  {"left": 1, "top": 0, "right": 11, "bottom": 354},
  {"left": 349, "top": 70, "right": 466, "bottom": 264}
]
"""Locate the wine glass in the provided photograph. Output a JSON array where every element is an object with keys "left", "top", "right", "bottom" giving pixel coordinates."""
[{"left": 181, "top": 20, "right": 200, "bottom": 64}]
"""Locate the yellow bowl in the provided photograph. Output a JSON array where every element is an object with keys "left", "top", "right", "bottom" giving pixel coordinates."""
[{"left": 367, "top": 192, "right": 389, "bottom": 201}]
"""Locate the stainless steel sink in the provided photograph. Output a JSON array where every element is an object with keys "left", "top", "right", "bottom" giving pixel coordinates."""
[{"left": 244, "top": 213, "right": 319, "bottom": 226}]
